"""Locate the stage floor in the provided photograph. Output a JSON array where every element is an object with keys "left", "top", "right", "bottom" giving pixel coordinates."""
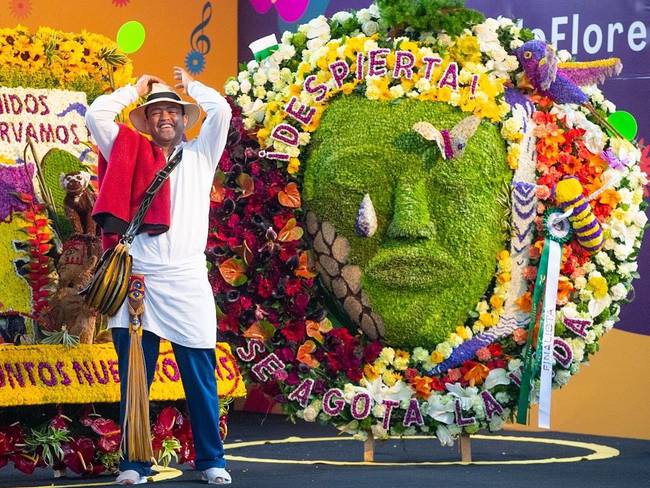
[{"left": 1, "top": 412, "right": 649, "bottom": 488}]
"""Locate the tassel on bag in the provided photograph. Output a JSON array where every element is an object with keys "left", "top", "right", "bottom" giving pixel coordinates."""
[{"left": 122, "top": 275, "right": 154, "bottom": 462}]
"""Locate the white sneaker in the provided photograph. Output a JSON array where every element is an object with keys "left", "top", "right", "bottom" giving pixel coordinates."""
[
  {"left": 116, "top": 469, "right": 148, "bottom": 485},
  {"left": 201, "top": 467, "right": 232, "bottom": 485}
]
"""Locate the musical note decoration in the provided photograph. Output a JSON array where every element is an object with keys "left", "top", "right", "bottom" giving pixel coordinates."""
[{"left": 185, "top": 1, "right": 213, "bottom": 75}]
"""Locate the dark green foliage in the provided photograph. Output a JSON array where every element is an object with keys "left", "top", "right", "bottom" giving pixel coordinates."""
[
  {"left": 377, "top": 0, "right": 484, "bottom": 37},
  {"left": 303, "top": 95, "right": 510, "bottom": 348}
]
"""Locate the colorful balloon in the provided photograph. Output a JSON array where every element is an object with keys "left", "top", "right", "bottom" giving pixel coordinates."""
[
  {"left": 116, "top": 21, "right": 146, "bottom": 54},
  {"left": 606, "top": 111, "right": 638, "bottom": 141}
]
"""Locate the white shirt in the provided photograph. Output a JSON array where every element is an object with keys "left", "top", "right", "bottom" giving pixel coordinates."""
[{"left": 86, "top": 81, "right": 232, "bottom": 348}]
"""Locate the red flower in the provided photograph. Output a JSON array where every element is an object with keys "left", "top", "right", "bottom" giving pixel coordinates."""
[
  {"left": 12, "top": 453, "right": 38, "bottom": 474},
  {"left": 257, "top": 277, "right": 273, "bottom": 299},
  {"left": 62, "top": 437, "right": 96, "bottom": 474},
  {"left": 430, "top": 376, "right": 445, "bottom": 392},
  {"left": 173, "top": 415, "right": 195, "bottom": 466},
  {"left": 153, "top": 406, "right": 182, "bottom": 438},
  {"left": 284, "top": 278, "right": 303, "bottom": 297},
  {"left": 404, "top": 368, "right": 418, "bottom": 381},
  {"left": 487, "top": 343, "right": 503, "bottom": 358},
  {"left": 0, "top": 425, "right": 24, "bottom": 456},
  {"left": 346, "top": 368, "right": 363, "bottom": 382},
  {"left": 280, "top": 320, "right": 306, "bottom": 343},
  {"left": 363, "top": 341, "right": 383, "bottom": 363},
  {"left": 49, "top": 413, "right": 69, "bottom": 430},
  {"left": 290, "top": 292, "right": 310, "bottom": 315}
]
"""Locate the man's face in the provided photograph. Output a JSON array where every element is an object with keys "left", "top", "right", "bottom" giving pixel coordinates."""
[
  {"left": 303, "top": 96, "right": 511, "bottom": 349},
  {"left": 145, "top": 102, "right": 188, "bottom": 146}
]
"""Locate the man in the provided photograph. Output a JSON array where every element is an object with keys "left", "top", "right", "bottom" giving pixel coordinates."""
[{"left": 86, "top": 67, "right": 232, "bottom": 485}]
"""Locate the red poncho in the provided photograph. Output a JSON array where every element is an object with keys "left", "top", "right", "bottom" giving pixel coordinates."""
[{"left": 92, "top": 124, "right": 171, "bottom": 251}]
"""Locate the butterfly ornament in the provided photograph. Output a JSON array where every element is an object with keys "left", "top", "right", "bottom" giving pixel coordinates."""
[{"left": 412, "top": 115, "right": 481, "bottom": 160}]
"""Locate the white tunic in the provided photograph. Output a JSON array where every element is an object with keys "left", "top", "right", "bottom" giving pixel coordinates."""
[{"left": 86, "top": 81, "right": 232, "bottom": 348}]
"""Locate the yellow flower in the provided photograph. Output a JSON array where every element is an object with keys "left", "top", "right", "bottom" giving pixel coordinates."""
[
  {"left": 501, "top": 117, "right": 523, "bottom": 142},
  {"left": 363, "top": 363, "right": 380, "bottom": 381},
  {"left": 448, "top": 35, "right": 481, "bottom": 64},
  {"left": 373, "top": 359, "right": 388, "bottom": 374},
  {"left": 393, "top": 350, "right": 410, "bottom": 371},
  {"left": 287, "top": 158, "right": 301, "bottom": 174},
  {"left": 588, "top": 276, "right": 608, "bottom": 299},
  {"left": 382, "top": 370, "right": 401, "bottom": 387},
  {"left": 507, "top": 144, "right": 521, "bottom": 170},
  {"left": 490, "top": 295, "right": 504, "bottom": 310},
  {"left": 455, "top": 325, "right": 472, "bottom": 340},
  {"left": 479, "top": 312, "right": 497, "bottom": 327},
  {"left": 430, "top": 350, "right": 445, "bottom": 364}
]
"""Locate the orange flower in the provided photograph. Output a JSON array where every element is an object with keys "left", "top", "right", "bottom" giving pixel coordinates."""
[
  {"left": 463, "top": 363, "right": 489, "bottom": 386},
  {"left": 598, "top": 188, "right": 621, "bottom": 208},
  {"left": 278, "top": 218, "right": 304, "bottom": 241},
  {"left": 516, "top": 291, "right": 532, "bottom": 313},
  {"left": 243, "top": 321, "right": 274, "bottom": 341},
  {"left": 557, "top": 277, "right": 574, "bottom": 305},
  {"left": 294, "top": 251, "right": 317, "bottom": 279},
  {"left": 218, "top": 257, "right": 248, "bottom": 286},
  {"left": 411, "top": 376, "right": 432, "bottom": 399},
  {"left": 297, "top": 340, "right": 320, "bottom": 368},
  {"left": 363, "top": 363, "right": 380, "bottom": 381},
  {"left": 305, "top": 319, "right": 332, "bottom": 343},
  {"left": 489, "top": 295, "right": 504, "bottom": 310},
  {"left": 210, "top": 180, "right": 225, "bottom": 203},
  {"left": 236, "top": 173, "right": 254, "bottom": 198},
  {"left": 278, "top": 182, "right": 301, "bottom": 208},
  {"left": 560, "top": 153, "right": 581, "bottom": 174}
]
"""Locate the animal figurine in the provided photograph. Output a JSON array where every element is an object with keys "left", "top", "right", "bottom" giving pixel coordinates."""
[
  {"left": 514, "top": 40, "right": 622, "bottom": 136},
  {"left": 60, "top": 171, "right": 97, "bottom": 236},
  {"left": 412, "top": 115, "right": 481, "bottom": 160},
  {"left": 555, "top": 177, "right": 604, "bottom": 253},
  {"left": 41, "top": 235, "right": 101, "bottom": 343}
]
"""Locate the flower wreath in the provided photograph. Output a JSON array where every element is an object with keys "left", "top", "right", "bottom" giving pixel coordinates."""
[{"left": 210, "top": 1, "right": 647, "bottom": 443}]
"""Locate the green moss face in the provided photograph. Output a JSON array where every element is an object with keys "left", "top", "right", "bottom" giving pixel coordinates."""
[{"left": 303, "top": 95, "right": 510, "bottom": 349}]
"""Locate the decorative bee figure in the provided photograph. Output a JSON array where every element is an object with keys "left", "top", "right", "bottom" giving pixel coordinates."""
[
  {"left": 554, "top": 177, "right": 604, "bottom": 254},
  {"left": 412, "top": 115, "right": 481, "bottom": 160}
]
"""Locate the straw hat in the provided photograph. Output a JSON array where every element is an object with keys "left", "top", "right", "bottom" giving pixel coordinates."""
[{"left": 129, "top": 83, "right": 201, "bottom": 134}]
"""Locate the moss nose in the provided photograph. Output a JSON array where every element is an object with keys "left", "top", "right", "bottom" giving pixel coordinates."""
[{"left": 387, "top": 177, "right": 435, "bottom": 240}]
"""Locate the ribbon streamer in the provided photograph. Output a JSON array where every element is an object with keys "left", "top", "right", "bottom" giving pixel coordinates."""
[{"left": 517, "top": 209, "right": 571, "bottom": 427}]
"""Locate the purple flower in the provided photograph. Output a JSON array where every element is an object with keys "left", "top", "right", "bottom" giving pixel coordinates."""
[
  {"left": 0, "top": 162, "right": 35, "bottom": 221},
  {"left": 601, "top": 148, "right": 628, "bottom": 170}
]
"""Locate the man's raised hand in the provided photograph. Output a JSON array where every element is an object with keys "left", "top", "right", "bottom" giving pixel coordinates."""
[
  {"left": 173, "top": 66, "right": 195, "bottom": 94},
  {"left": 135, "top": 74, "right": 165, "bottom": 97}
]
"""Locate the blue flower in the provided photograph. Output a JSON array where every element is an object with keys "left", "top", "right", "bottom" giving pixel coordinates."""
[{"left": 185, "top": 50, "right": 205, "bottom": 75}]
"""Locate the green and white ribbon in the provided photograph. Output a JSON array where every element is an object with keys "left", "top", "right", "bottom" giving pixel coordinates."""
[
  {"left": 517, "top": 209, "right": 572, "bottom": 427},
  {"left": 249, "top": 34, "right": 279, "bottom": 62}
]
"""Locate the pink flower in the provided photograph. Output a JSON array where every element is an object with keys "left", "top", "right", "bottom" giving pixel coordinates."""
[
  {"left": 536, "top": 184, "right": 551, "bottom": 200},
  {"left": 273, "top": 368, "right": 288, "bottom": 381},
  {"left": 475, "top": 347, "right": 492, "bottom": 361},
  {"left": 446, "top": 368, "right": 462, "bottom": 382},
  {"left": 522, "top": 266, "right": 538, "bottom": 281},
  {"left": 513, "top": 327, "right": 528, "bottom": 345}
]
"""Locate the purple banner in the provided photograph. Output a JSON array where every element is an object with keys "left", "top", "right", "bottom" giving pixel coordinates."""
[{"left": 237, "top": 0, "right": 650, "bottom": 335}]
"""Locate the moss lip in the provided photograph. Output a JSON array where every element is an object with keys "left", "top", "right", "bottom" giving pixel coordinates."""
[{"left": 364, "top": 246, "right": 453, "bottom": 290}]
